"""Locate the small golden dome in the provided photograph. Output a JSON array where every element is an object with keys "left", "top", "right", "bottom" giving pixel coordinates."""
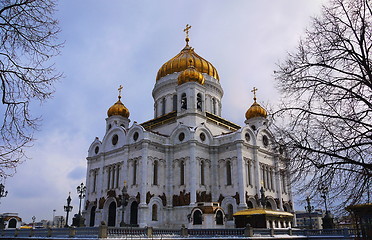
[
  {"left": 245, "top": 101, "right": 267, "bottom": 120},
  {"left": 177, "top": 60, "right": 205, "bottom": 85},
  {"left": 107, "top": 96, "right": 130, "bottom": 118},
  {"left": 156, "top": 39, "right": 219, "bottom": 81},
  {"left": 245, "top": 87, "right": 267, "bottom": 120}
]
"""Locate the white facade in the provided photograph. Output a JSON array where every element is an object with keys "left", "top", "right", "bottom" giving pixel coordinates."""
[{"left": 83, "top": 40, "right": 293, "bottom": 229}]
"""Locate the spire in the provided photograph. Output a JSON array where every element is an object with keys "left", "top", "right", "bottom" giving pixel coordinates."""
[
  {"left": 251, "top": 87, "right": 258, "bottom": 102},
  {"left": 118, "top": 85, "right": 123, "bottom": 100}
]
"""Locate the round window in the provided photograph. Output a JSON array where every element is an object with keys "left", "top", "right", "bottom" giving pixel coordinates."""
[
  {"left": 133, "top": 132, "right": 139, "bottom": 141},
  {"left": 178, "top": 132, "right": 185, "bottom": 142},
  {"left": 112, "top": 134, "right": 119, "bottom": 145},
  {"left": 200, "top": 133, "right": 206, "bottom": 142},
  {"left": 251, "top": 125, "right": 256, "bottom": 131},
  {"left": 94, "top": 146, "right": 99, "bottom": 154},
  {"left": 263, "top": 135, "right": 269, "bottom": 147},
  {"left": 245, "top": 133, "right": 250, "bottom": 142}
]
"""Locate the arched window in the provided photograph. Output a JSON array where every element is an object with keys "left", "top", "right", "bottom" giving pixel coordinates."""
[
  {"left": 152, "top": 204, "right": 158, "bottom": 221},
  {"left": 8, "top": 219, "right": 17, "bottom": 228},
  {"left": 180, "top": 161, "right": 185, "bottom": 185},
  {"left": 227, "top": 204, "right": 234, "bottom": 220},
  {"left": 133, "top": 160, "right": 137, "bottom": 185},
  {"left": 200, "top": 160, "right": 205, "bottom": 185},
  {"left": 173, "top": 95, "right": 177, "bottom": 111},
  {"left": 226, "top": 161, "right": 232, "bottom": 185},
  {"left": 162, "top": 97, "right": 166, "bottom": 115},
  {"left": 181, "top": 93, "right": 187, "bottom": 109},
  {"left": 197, "top": 93, "right": 202, "bottom": 111},
  {"left": 247, "top": 200, "right": 254, "bottom": 209},
  {"left": 246, "top": 162, "right": 252, "bottom": 186},
  {"left": 153, "top": 160, "right": 158, "bottom": 185},
  {"left": 193, "top": 210, "right": 202, "bottom": 225},
  {"left": 216, "top": 210, "right": 223, "bottom": 225},
  {"left": 266, "top": 201, "right": 272, "bottom": 210},
  {"left": 212, "top": 98, "right": 216, "bottom": 114}
]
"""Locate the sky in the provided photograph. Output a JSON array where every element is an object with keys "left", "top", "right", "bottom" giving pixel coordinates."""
[{"left": 1, "top": 0, "right": 327, "bottom": 224}]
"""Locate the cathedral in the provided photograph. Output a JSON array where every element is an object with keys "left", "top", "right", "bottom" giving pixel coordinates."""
[{"left": 83, "top": 27, "right": 293, "bottom": 229}]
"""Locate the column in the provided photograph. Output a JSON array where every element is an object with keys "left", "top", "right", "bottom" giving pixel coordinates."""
[
  {"left": 189, "top": 141, "right": 197, "bottom": 205},
  {"left": 139, "top": 141, "right": 149, "bottom": 227},
  {"left": 236, "top": 142, "right": 247, "bottom": 208}
]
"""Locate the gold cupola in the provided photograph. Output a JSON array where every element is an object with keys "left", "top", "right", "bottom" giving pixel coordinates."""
[
  {"left": 177, "top": 59, "right": 205, "bottom": 85},
  {"left": 107, "top": 85, "right": 130, "bottom": 118},
  {"left": 156, "top": 25, "right": 219, "bottom": 81},
  {"left": 245, "top": 87, "right": 267, "bottom": 120}
]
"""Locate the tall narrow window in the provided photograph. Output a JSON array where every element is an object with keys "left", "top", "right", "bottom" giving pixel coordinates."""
[
  {"left": 226, "top": 161, "right": 232, "bottom": 185},
  {"left": 247, "top": 162, "right": 252, "bottom": 186},
  {"left": 270, "top": 169, "right": 274, "bottom": 191},
  {"left": 107, "top": 167, "right": 111, "bottom": 189},
  {"left": 212, "top": 98, "right": 216, "bottom": 114},
  {"left": 197, "top": 93, "right": 202, "bottom": 111},
  {"left": 173, "top": 95, "right": 177, "bottom": 111},
  {"left": 111, "top": 165, "right": 115, "bottom": 189},
  {"left": 133, "top": 160, "right": 137, "bottom": 185},
  {"left": 180, "top": 161, "right": 185, "bottom": 185},
  {"left": 152, "top": 204, "right": 158, "bottom": 221},
  {"left": 181, "top": 93, "right": 187, "bottom": 110},
  {"left": 281, "top": 171, "right": 287, "bottom": 193},
  {"left": 116, "top": 165, "right": 120, "bottom": 188},
  {"left": 153, "top": 161, "right": 158, "bottom": 185},
  {"left": 93, "top": 170, "right": 97, "bottom": 192},
  {"left": 200, "top": 161, "right": 205, "bottom": 185},
  {"left": 162, "top": 98, "right": 166, "bottom": 115}
]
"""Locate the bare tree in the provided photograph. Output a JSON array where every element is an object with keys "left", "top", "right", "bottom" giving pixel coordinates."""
[
  {"left": 273, "top": 0, "right": 371, "bottom": 209},
  {"left": 0, "top": 0, "right": 62, "bottom": 177}
]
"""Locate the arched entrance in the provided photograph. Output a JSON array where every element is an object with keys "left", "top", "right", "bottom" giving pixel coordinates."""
[
  {"left": 215, "top": 210, "right": 223, "bottom": 225},
  {"left": 130, "top": 201, "right": 138, "bottom": 225},
  {"left": 89, "top": 206, "right": 96, "bottom": 227},
  {"left": 193, "top": 210, "right": 202, "bottom": 225},
  {"left": 8, "top": 219, "right": 17, "bottom": 228},
  {"left": 108, "top": 202, "right": 116, "bottom": 226}
]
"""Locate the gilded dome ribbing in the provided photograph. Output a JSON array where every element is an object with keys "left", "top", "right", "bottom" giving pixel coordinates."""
[
  {"left": 156, "top": 39, "right": 219, "bottom": 81},
  {"left": 107, "top": 96, "right": 130, "bottom": 118}
]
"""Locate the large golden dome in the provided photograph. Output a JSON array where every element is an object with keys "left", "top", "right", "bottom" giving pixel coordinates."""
[
  {"left": 107, "top": 96, "right": 130, "bottom": 118},
  {"left": 156, "top": 39, "right": 219, "bottom": 81},
  {"left": 177, "top": 60, "right": 205, "bottom": 85}
]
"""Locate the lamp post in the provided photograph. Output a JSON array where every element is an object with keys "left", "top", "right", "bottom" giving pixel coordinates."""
[
  {"left": 64, "top": 193, "right": 73, "bottom": 228},
  {"left": 120, "top": 182, "right": 128, "bottom": 227},
  {"left": 259, "top": 186, "right": 267, "bottom": 209},
  {"left": 0, "top": 184, "right": 8, "bottom": 200},
  {"left": 52, "top": 209, "right": 56, "bottom": 227},
  {"left": 318, "top": 185, "right": 334, "bottom": 229},
  {"left": 32, "top": 216, "right": 36, "bottom": 229},
  {"left": 76, "top": 183, "right": 86, "bottom": 216},
  {"left": 305, "top": 196, "right": 314, "bottom": 229},
  {"left": 0, "top": 184, "right": 7, "bottom": 229}
]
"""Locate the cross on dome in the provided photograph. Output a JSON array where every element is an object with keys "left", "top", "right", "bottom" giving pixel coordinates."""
[
  {"left": 184, "top": 24, "right": 192, "bottom": 45},
  {"left": 251, "top": 87, "right": 258, "bottom": 101},
  {"left": 118, "top": 85, "right": 123, "bottom": 99}
]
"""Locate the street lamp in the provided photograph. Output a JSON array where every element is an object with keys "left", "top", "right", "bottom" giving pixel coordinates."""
[
  {"left": 259, "top": 186, "right": 267, "bottom": 209},
  {"left": 319, "top": 185, "right": 329, "bottom": 213},
  {"left": 0, "top": 184, "right": 8, "bottom": 199},
  {"left": 305, "top": 196, "right": 314, "bottom": 229},
  {"left": 76, "top": 183, "right": 86, "bottom": 216},
  {"left": 120, "top": 182, "right": 128, "bottom": 227},
  {"left": 64, "top": 193, "right": 73, "bottom": 228},
  {"left": 32, "top": 216, "right": 36, "bottom": 229}
]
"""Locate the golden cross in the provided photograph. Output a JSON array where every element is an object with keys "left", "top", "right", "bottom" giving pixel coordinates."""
[
  {"left": 118, "top": 85, "right": 123, "bottom": 98},
  {"left": 251, "top": 87, "right": 258, "bottom": 100},
  {"left": 184, "top": 24, "right": 192, "bottom": 39}
]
